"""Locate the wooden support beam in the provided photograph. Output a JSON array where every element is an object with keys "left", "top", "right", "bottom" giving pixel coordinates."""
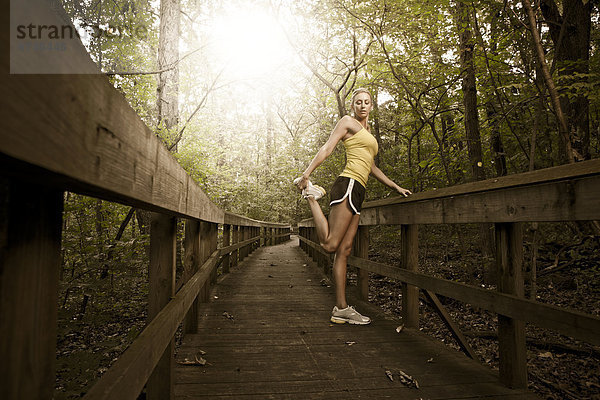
[
  {"left": 422, "top": 289, "right": 479, "bottom": 360},
  {"left": 199, "top": 222, "right": 212, "bottom": 303},
  {"left": 210, "top": 223, "right": 218, "bottom": 284},
  {"left": 401, "top": 225, "right": 419, "bottom": 328},
  {"left": 222, "top": 224, "right": 231, "bottom": 274},
  {"left": 495, "top": 222, "right": 527, "bottom": 389},
  {"left": 356, "top": 226, "right": 369, "bottom": 301},
  {"left": 0, "top": 181, "right": 64, "bottom": 400},
  {"left": 148, "top": 213, "right": 176, "bottom": 400},
  {"left": 232, "top": 225, "right": 239, "bottom": 267},
  {"left": 183, "top": 220, "right": 200, "bottom": 334}
]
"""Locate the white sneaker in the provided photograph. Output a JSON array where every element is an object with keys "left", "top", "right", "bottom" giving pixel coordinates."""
[
  {"left": 331, "top": 305, "right": 371, "bottom": 325},
  {"left": 303, "top": 181, "right": 326, "bottom": 200},
  {"left": 293, "top": 177, "right": 326, "bottom": 200}
]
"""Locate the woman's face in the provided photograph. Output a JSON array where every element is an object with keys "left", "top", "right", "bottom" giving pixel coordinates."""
[{"left": 352, "top": 92, "right": 372, "bottom": 119}]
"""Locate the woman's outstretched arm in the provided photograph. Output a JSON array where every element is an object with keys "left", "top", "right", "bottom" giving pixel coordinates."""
[
  {"left": 296, "top": 115, "right": 357, "bottom": 189},
  {"left": 370, "top": 163, "right": 412, "bottom": 197}
]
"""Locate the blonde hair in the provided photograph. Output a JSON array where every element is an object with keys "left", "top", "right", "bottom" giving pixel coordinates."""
[{"left": 351, "top": 88, "right": 373, "bottom": 103}]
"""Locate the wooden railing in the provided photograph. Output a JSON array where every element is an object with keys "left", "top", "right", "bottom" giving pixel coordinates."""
[
  {"left": 0, "top": 4, "right": 290, "bottom": 398},
  {"left": 298, "top": 158, "right": 600, "bottom": 389}
]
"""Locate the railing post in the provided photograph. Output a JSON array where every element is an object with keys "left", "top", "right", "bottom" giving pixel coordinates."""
[
  {"left": 199, "top": 221, "right": 213, "bottom": 302},
  {"left": 241, "top": 226, "right": 248, "bottom": 260},
  {"left": 232, "top": 225, "right": 239, "bottom": 267},
  {"left": 183, "top": 220, "right": 200, "bottom": 334},
  {"left": 210, "top": 223, "right": 218, "bottom": 284},
  {"left": 223, "top": 224, "right": 231, "bottom": 274},
  {"left": 356, "top": 225, "right": 369, "bottom": 301},
  {"left": 0, "top": 182, "right": 63, "bottom": 400},
  {"left": 495, "top": 222, "right": 527, "bottom": 388},
  {"left": 148, "top": 213, "right": 177, "bottom": 400},
  {"left": 401, "top": 224, "right": 419, "bottom": 328}
]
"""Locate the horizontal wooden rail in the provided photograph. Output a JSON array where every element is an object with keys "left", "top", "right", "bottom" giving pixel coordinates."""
[
  {"left": 224, "top": 212, "right": 288, "bottom": 228},
  {"left": 298, "top": 158, "right": 600, "bottom": 226},
  {"left": 83, "top": 250, "right": 220, "bottom": 400},
  {"left": 219, "top": 236, "right": 260, "bottom": 256},
  {"left": 298, "top": 235, "right": 600, "bottom": 346}
]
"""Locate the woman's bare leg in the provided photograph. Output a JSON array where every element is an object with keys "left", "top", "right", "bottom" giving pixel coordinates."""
[
  {"left": 306, "top": 197, "right": 355, "bottom": 253},
  {"left": 332, "top": 212, "right": 360, "bottom": 308}
]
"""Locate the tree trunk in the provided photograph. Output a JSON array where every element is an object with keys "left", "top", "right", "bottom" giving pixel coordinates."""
[
  {"left": 524, "top": 0, "right": 573, "bottom": 164},
  {"left": 454, "top": 1, "right": 495, "bottom": 283},
  {"left": 455, "top": 0, "right": 485, "bottom": 182},
  {"left": 156, "top": 0, "right": 180, "bottom": 149},
  {"left": 540, "top": 0, "right": 591, "bottom": 162}
]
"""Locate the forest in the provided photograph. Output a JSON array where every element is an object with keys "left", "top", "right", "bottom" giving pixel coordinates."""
[{"left": 51, "top": 0, "right": 599, "bottom": 398}]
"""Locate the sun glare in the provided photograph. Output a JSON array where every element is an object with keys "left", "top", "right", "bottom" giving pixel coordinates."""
[{"left": 208, "top": 6, "right": 291, "bottom": 81}]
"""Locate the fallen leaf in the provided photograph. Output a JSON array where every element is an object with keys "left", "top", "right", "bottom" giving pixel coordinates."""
[
  {"left": 385, "top": 370, "right": 394, "bottom": 381},
  {"left": 538, "top": 351, "right": 553, "bottom": 359},
  {"left": 396, "top": 325, "right": 404, "bottom": 333}
]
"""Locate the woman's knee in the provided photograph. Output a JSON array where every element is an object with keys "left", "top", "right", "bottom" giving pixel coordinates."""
[
  {"left": 321, "top": 240, "right": 339, "bottom": 254},
  {"left": 336, "top": 243, "right": 353, "bottom": 258}
]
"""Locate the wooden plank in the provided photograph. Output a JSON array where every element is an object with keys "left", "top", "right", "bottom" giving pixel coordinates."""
[
  {"left": 359, "top": 175, "right": 600, "bottom": 225},
  {"left": 173, "top": 241, "right": 537, "bottom": 399},
  {"left": 83, "top": 250, "right": 220, "bottom": 400},
  {"left": 199, "top": 222, "right": 213, "bottom": 303},
  {"left": 224, "top": 212, "right": 288, "bottom": 228},
  {"left": 222, "top": 224, "right": 231, "bottom": 274},
  {"left": 183, "top": 220, "right": 200, "bottom": 334},
  {"left": 363, "top": 158, "right": 600, "bottom": 208},
  {"left": 422, "top": 289, "right": 479, "bottom": 361},
  {"left": 232, "top": 225, "right": 239, "bottom": 268},
  {"left": 0, "top": 75, "right": 223, "bottom": 224},
  {"left": 296, "top": 164, "right": 600, "bottom": 228},
  {"left": 209, "top": 223, "right": 218, "bottom": 284},
  {"left": 495, "top": 223, "right": 527, "bottom": 389},
  {"left": 0, "top": 181, "right": 63, "bottom": 400},
  {"left": 147, "top": 213, "right": 177, "bottom": 400},
  {"left": 401, "top": 225, "right": 419, "bottom": 328}
]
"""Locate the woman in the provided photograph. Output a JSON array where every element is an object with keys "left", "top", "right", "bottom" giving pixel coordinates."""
[{"left": 295, "top": 88, "right": 412, "bottom": 325}]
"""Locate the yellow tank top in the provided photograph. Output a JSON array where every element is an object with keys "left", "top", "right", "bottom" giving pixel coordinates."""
[{"left": 340, "top": 127, "right": 378, "bottom": 188}]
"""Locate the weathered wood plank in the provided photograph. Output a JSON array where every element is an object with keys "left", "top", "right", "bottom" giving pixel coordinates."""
[
  {"left": 359, "top": 175, "right": 600, "bottom": 225},
  {"left": 422, "top": 289, "right": 479, "bottom": 361},
  {"left": 364, "top": 158, "right": 600, "bottom": 209},
  {"left": 495, "top": 223, "right": 527, "bottom": 389},
  {"left": 297, "top": 163, "right": 600, "bottom": 227},
  {"left": 174, "top": 240, "right": 537, "bottom": 399},
  {"left": 0, "top": 181, "right": 64, "bottom": 400},
  {"left": 0, "top": 74, "right": 224, "bottom": 223},
  {"left": 401, "top": 225, "right": 419, "bottom": 328},
  {"left": 83, "top": 250, "right": 219, "bottom": 400},
  {"left": 224, "top": 212, "right": 288, "bottom": 228},
  {"left": 183, "top": 220, "right": 200, "bottom": 334},
  {"left": 222, "top": 224, "right": 231, "bottom": 274},
  {"left": 147, "top": 213, "right": 177, "bottom": 400}
]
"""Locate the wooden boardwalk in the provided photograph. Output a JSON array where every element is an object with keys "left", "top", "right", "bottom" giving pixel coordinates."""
[{"left": 175, "top": 237, "right": 538, "bottom": 399}]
